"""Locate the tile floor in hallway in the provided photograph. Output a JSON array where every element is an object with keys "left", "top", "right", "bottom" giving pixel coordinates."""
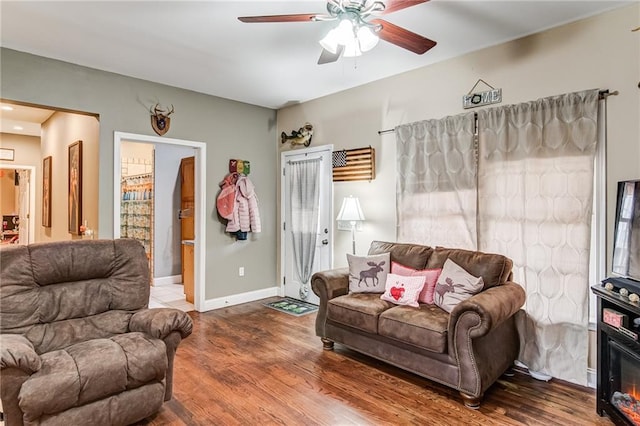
[{"left": 149, "top": 283, "right": 194, "bottom": 312}]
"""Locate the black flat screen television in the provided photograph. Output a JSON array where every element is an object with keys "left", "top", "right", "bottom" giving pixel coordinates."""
[{"left": 612, "top": 179, "right": 640, "bottom": 282}]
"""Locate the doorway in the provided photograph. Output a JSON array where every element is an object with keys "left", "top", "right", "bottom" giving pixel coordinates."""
[
  {"left": 281, "top": 145, "right": 333, "bottom": 305},
  {"left": 113, "top": 132, "right": 206, "bottom": 312},
  {"left": 0, "top": 166, "right": 35, "bottom": 245}
]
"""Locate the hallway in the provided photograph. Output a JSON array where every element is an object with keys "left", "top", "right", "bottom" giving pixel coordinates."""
[{"left": 149, "top": 283, "right": 194, "bottom": 312}]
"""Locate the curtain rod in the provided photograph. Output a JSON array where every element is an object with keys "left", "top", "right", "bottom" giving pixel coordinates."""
[{"left": 377, "top": 89, "right": 618, "bottom": 136}]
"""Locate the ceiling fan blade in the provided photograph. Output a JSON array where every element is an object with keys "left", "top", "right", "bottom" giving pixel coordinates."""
[
  {"left": 238, "top": 14, "right": 318, "bottom": 23},
  {"left": 381, "top": 0, "right": 429, "bottom": 15},
  {"left": 318, "top": 46, "right": 344, "bottom": 65},
  {"left": 370, "top": 19, "right": 436, "bottom": 54}
]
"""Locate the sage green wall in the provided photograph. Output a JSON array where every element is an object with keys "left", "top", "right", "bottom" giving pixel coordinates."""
[{"left": 0, "top": 48, "right": 278, "bottom": 301}]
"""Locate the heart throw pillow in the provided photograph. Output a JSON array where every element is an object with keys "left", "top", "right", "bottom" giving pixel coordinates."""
[{"left": 380, "top": 273, "right": 426, "bottom": 308}]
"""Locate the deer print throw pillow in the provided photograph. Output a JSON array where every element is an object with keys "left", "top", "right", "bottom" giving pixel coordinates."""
[
  {"left": 380, "top": 273, "right": 426, "bottom": 308},
  {"left": 347, "top": 252, "right": 390, "bottom": 293},
  {"left": 434, "top": 259, "right": 484, "bottom": 313},
  {"left": 391, "top": 261, "right": 442, "bottom": 304}
]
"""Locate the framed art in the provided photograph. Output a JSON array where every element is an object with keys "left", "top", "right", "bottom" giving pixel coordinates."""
[
  {"left": 43, "top": 156, "right": 52, "bottom": 227},
  {"left": 68, "top": 141, "right": 82, "bottom": 234},
  {"left": 0, "top": 148, "right": 15, "bottom": 161}
]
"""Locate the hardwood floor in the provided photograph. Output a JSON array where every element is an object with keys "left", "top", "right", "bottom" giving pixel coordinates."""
[{"left": 139, "top": 297, "right": 613, "bottom": 426}]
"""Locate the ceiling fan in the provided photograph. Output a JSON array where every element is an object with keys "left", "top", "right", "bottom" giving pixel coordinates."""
[{"left": 238, "top": 0, "right": 437, "bottom": 65}]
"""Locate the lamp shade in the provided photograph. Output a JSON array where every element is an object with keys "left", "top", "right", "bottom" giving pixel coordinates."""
[
  {"left": 320, "top": 19, "right": 353, "bottom": 54},
  {"left": 336, "top": 196, "right": 365, "bottom": 222},
  {"left": 357, "top": 26, "right": 379, "bottom": 52},
  {"left": 320, "top": 19, "right": 379, "bottom": 58}
]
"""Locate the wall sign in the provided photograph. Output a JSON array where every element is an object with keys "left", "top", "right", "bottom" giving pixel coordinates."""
[
  {"left": 463, "top": 88, "right": 502, "bottom": 109},
  {"left": 462, "top": 78, "right": 502, "bottom": 109}
]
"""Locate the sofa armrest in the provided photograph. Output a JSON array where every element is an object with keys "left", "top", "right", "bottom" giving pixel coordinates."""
[
  {"left": 448, "top": 282, "right": 525, "bottom": 339},
  {"left": 311, "top": 268, "right": 349, "bottom": 301},
  {"left": 311, "top": 268, "right": 349, "bottom": 339},
  {"left": 0, "top": 334, "right": 41, "bottom": 373},
  {"left": 447, "top": 282, "right": 525, "bottom": 397},
  {"left": 129, "top": 308, "right": 193, "bottom": 340}
]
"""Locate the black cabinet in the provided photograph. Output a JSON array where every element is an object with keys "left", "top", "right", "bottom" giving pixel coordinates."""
[{"left": 592, "top": 279, "right": 640, "bottom": 426}]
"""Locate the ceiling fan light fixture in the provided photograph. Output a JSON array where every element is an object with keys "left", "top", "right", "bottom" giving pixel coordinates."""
[
  {"left": 319, "top": 18, "right": 353, "bottom": 54},
  {"left": 356, "top": 25, "right": 379, "bottom": 52},
  {"left": 342, "top": 36, "right": 363, "bottom": 57},
  {"left": 319, "top": 28, "right": 340, "bottom": 53}
]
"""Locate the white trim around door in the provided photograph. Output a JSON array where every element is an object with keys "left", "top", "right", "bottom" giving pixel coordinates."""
[
  {"left": 113, "top": 131, "right": 206, "bottom": 312},
  {"left": 0, "top": 164, "right": 36, "bottom": 244}
]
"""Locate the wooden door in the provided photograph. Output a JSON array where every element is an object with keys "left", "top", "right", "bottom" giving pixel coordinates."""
[{"left": 180, "top": 156, "right": 195, "bottom": 303}]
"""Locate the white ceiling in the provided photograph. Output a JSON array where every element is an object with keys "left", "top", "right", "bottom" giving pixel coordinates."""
[{"left": 0, "top": 0, "right": 632, "bottom": 113}]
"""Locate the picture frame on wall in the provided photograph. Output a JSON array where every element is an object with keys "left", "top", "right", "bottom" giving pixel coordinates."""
[
  {"left": 68, "top": 141, "right": 82, "bottom": 234},
  {"left": 43, "top": 156, "right": 52, "bottom": 227},
  {"left": 0, "top": 148, "right": 15, "bottom": 161}
]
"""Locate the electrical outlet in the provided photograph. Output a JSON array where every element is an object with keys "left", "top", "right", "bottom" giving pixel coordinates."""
[
  {"left": 337, "top": 221, "right": 363, "bottom": 231},
  {"left": 239, "top": 267, "right": 245, "bottom": 277}
]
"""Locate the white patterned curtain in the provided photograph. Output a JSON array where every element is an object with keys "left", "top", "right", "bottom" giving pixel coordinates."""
[
  {"left": 477, "top": 89, "right": 600, "bottom": 386},
  {"left": 289, "top": 158, "right": 321, "bottom": 300},
  {"left": 18, "top": 169, "right": 30, "bottom": 244},
  {"left": 396, "top": 113, "right": 477, "bottom": 249}
]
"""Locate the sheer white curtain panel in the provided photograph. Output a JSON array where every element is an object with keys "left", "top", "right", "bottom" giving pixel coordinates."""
[
  {"left": 477, "top": 89, "right": 600, "bottom": 386},
  {"left": 395, "top": 113, "right": 477, "bottom": 249},
  {"left": 289, "top": 158, "right": 322, "bottom": 300}
]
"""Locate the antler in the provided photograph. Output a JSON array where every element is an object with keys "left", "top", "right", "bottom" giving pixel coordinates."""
[{"left": 150, "top": 103, "right": 174, "bottom": 116}]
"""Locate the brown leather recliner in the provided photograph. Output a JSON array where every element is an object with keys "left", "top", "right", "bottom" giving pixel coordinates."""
[{"left": 0, "top": 239, "right": 193, "bottom": 425}]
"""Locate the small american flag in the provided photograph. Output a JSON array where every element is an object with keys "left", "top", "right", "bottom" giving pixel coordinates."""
[
  {"left": 332, "top": 150, "right": 347, "bottom": 168},
  {"left": 332, "top": 147, "right": 375, "bottom": 182}
]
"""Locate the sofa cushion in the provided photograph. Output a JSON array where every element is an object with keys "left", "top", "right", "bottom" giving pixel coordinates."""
[
  {"left": 391, "top": 261, "right": 442, "bottom": 304},
  {"left": 380, "top": 273, "right": 426, "bottom": 308},
  {"left": 347, "top": 253, "right": 390, "bottom": 293},
  {"left": 378, "top": 305, "right": 449, "bottom": 353},
  {"left": 425, "top": 247, "right": 512, "bottom": 289},
  {"left": 434, "top": 259, "right": 484, "bottom": 313},
  {"left": 328, "top": 293, "right": 393, "bottom": 334},
  {"left": 18, "top": 333, "right": 167, "bottom": 421},
  {"left": 368, "top": 241, "right": 434, "bottom": 270}
]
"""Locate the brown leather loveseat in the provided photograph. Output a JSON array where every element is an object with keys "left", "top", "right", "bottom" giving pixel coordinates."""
[
  {"left": 311, "top": 241, "right": 525, "bottom": 408},
  {"left": 0, "top": 239, "right": 193, "bottom": 425}
]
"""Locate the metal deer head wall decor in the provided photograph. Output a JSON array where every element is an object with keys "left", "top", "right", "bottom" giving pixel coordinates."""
[{"left": 150, "top": 103, "right": 174, "bottom": 136}]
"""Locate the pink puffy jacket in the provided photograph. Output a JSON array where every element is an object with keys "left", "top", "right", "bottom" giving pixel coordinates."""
[{"left": 225, "top": 176, "right": 261, "bottom": 233}]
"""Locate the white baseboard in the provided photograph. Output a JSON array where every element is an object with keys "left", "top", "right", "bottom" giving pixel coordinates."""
[
  {"left": 587, "top": 367, "right": 597, "bottom": 388},
  {"left": 201, "top": 286, "right": 280, "bottom": 312},
  {"left": 153, "top": 275, "right": 182, "bottom": 286}
]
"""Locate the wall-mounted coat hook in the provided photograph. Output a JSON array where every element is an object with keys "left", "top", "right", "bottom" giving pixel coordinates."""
[{"left": 229, "top": 159, "right": 250, "bottom": 175}]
